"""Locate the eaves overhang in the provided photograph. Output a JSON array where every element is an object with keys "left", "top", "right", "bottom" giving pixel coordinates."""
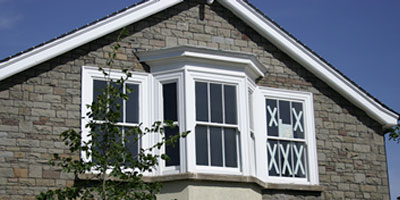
[
  {"left": 0, "top": 0, "right": 183, "bottom": 81},
  {"left": 136, "top": 45, "right": 268, "bottom": 81},
  {"left": 218, "top": 0, "right": 399, "bottom": 128}
]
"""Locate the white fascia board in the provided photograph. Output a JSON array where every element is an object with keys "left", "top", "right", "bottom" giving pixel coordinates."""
[
  {"left": 137, "top": 45, "right": 268, "bottom": 78},
  {"left": 0, "top": 0, "right": 183, "bottom": 82},
  {"left": 218, "top": 0, "right": 399, "bottom": 128}
]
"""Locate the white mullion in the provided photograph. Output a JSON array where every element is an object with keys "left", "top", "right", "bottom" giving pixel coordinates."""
[
  {"left": 175, "top": 81, "right": 179, "bottom": 127},
  {"left": 266, "top": 136, "right": 306, "bottom": 143},
  {"left": 290, "top": 141, "right": 294, "bottom": 177},
  {"left": 236, "top": 129, "right": 240, "bottom": 169},
  {"left": 207, "top": 83, "right": 211, "bottom": 166},
  {"left": 122, "top": 84, "right": 126, "bottom": 146},
  {"left": 207, "top": 126, "right": 211, "bottom": 167},
  {"left": 221, "top": 127, "right": 226, "bottom": 167},
  {"left": 289, "top": 102, "right": 294, "bottom": 178},
  {"left": 114, "top": 122, "right": 139, "bottom": 127},
  {"left": 196, "top": 121, "right": 238, "bottom": 129},
  {"left": 207, "top": 83, "right": 211, "bottom": 123},
  {"left": 277, "top": 140, "right": 282, "bottom": 177},
  {"left": 221, "top": 85, "right": 226, "bottom": 167},
  {"left": 123, "top": 83, "right": 126, "bottom": 124},
  {"left": 222, "top": 84, "right": 225, "bottom": 124},
  {"left": 277, "top": 99, "right": 280, "bottom": 137},
  {"left": 305, "top": 143, "right": 308, "bottom": 179}
]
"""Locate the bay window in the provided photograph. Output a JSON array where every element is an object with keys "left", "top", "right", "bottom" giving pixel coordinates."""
[{"left": 81, "top": 46, "right": 318, "bottom": 186}]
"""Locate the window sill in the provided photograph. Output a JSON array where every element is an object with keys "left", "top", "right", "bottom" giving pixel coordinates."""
[{"left": 77, "top": 172, "right": 323, "bottom": 192}]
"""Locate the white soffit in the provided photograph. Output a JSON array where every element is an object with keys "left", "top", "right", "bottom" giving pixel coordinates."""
[
  {"left": 0, "top": 0, "right": 183, "bottom": 81},
  {"left": 136, "top": 45, "right": 267, "bottom": 79},
  {"left": 218, "top": 0, "right": 399, "bottom": 128}
]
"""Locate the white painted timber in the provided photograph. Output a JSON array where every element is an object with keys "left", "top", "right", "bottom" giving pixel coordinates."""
[{"left": 0, "top": 0, "right": 183, "bottom": 81}]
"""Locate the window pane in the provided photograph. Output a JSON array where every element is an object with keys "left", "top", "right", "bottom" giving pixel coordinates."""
[
  {"left": 224, "top": 85, "right": 237, "bottom": 124},
  {"left": 92, "top": 125, "right": 121, "bottom": 164},
  {"left": 91, "top": 125, "right": 105, "bottom": 164},
  {"left": 93, "top": 80, "right": 107, "bottom": 120},
  {"left": 293, "top": 142, "right": 306, "bottom": 178},
  {"left": 210, "top": 83, "right": 223, "bottom": 123},
  {"left": 165, "top": 126, "right": 180, "bottom": 166},
  {"left": 279, "top": 141, "right": 292, "bottom": 177},
  {"left": 278, "top": 100, "right": 292, "bottom": 138},
  {"left": 111, "top": 82, "right": 123, "bottom": 122},
  {"left": 195, "top": 82, "right": 208, "bottom": 122},
  {"left": 266, "top": 99, "right": 278, "bottom": 137},
  {"left": 279, "top": 100, "right": 291, "bottom": 124},
  {"left": 163, "top": 83, "right": 178, "bottom": 121},
  {"left": 195, "top": 125, "right": 208, "bottom": 165},
  {"left": 292, "top": 102, "right": 304, "bottom": 139},
  {"left": 126, "top": 84, "right": 139, "bottom": 123},
  {"left": 224, "top": 128, "right": 238, "bottom": 168},
  {"left": 210, "top": 127, "right": 223, "bottom": 167},
  {"left": 124, "top": 127, "right": 138, "bottom": 162},
  {"left": 267, "top": 139, "right": 280, "bottom": 176}
]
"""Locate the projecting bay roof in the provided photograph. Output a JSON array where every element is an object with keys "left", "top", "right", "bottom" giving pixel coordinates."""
[{"left": 0, "top": 0, "right": 398, "bottom": 127}]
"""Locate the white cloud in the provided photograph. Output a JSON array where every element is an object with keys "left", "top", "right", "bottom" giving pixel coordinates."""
[{"left": 0, "top": 15, "right": 21, "bottom": 29}]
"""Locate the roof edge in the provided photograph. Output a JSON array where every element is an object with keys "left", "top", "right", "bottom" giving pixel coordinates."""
[
  {"left": 0, "top": 0, "right": 183, "bottom": 81},
  {"left": 218, "top": 0, "right": 398, "bottom": 128},
  {"left": 136, "top": 45, "right": 268, "bottom": 80}
]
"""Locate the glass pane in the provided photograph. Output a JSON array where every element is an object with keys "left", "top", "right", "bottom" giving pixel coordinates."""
[
  {"left": 224, "top": 85, "right": 237, "bottom": 124},
  {"left": 279, "top": 141, "right": 292, "bottom": 177},
  {"left": 93, "top": 80, "right": 107, "bottom": 120},
  {"left": 210, "top": 127, "right": 223, "bottom": 167},
  {"left": 279, "top": 100, "right": 292, "bottom": 138},
  {"left": 266, "top": 99, "right": 278, "bottom": 136},
  {"left": 165, "top": 126, "right": 180, "bottom": 166},
  {"left": 210, "top": 83, "right": 223, "bottom": 123},
  {"left": 163, "top": 83, "right": 178, "bottom": 121},
  {"left": 195, "top": 125, "right": 208, "bottom": 166},
  {"left": 124, "top": 127, "right": 138, "bottom": 162},
  {"left": 126, "top": 84, "right": 139, "bottom": 123},
  {"left": 195, "top": 82, "right": 209, "bottom": 122},
  {"left": 111, "top": 82, "right": 123, "bottom": 122},
  {"left": 292, "top": 102, "right": 304, "bottom": 139},
  {"left": 92, "top": 125, "right": 121, "bottom": 164},
  {"left": 224, "top": 128, "right": 238, "bottom": 168},
  {"left": 267, "top": 140, "right": 280, "bottom": 176},
  {"left": 91, "top": 125, "right": 105, "bottom": 164},
  {"left": 293, "top": 142, "right": 306, "bottom": 178},
  {"left": 279, "top": 100, "right": 291, "bottom": 124}
]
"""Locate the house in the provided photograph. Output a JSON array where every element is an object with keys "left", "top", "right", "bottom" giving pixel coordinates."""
[{"left": 0, "top": 0, "right": 398, "bottom": 199}]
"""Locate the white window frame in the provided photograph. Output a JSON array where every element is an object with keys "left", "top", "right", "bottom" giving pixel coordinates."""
[
  {"left": 254, "top": 86, "right": 319, "bottom": 185},
  {"left": 81, "top": 66, "right": 151, "bottom": 171},
  {"left": 185, "top": 68, "right": 250, "bottom": 175},
  {"left": 153, "top": 70, "right": 186, "bottom": 175}
]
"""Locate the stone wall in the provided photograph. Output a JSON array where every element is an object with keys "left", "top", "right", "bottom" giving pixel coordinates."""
[{"left": 0, "top": 0, "right": 389, "bottom": 199}]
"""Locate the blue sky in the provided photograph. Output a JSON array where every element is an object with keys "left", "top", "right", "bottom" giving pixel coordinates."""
[{"left": 0, "top": 0, "right": 399, "bottom": 198}]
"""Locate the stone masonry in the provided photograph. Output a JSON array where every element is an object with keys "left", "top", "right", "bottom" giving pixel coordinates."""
[{"left": 0, "top": 0, "right": 389, "bottom": 199}]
